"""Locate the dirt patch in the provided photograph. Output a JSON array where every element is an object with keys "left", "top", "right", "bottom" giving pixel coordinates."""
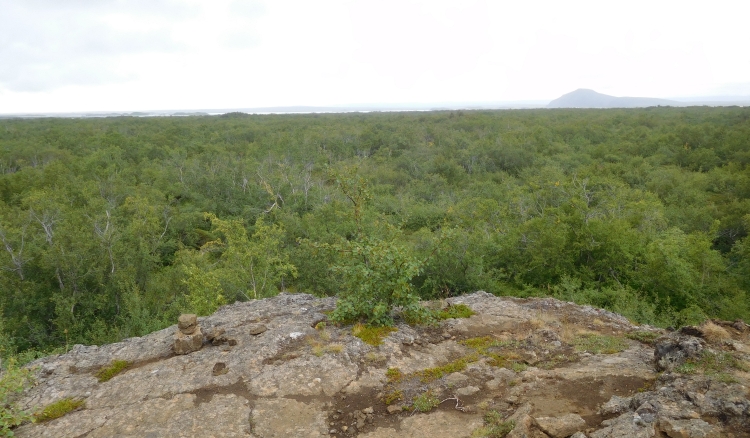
[
  {"left": 523, "top": 375, "right": 650, "bottom": 427},
  {"left": 328, "top": 387, "right": 403, "bottom": 437},
  {"left": 188, "top": 377, "right": 254, "bottom": 406}
]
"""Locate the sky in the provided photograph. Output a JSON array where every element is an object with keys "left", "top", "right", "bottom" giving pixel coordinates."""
[{"left": 1, "top": 0, "right": 749, "bottom": 114}]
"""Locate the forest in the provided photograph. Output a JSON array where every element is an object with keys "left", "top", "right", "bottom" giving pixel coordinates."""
[{"left": 0, "top": 107, "right": 749, "bottom": 362}]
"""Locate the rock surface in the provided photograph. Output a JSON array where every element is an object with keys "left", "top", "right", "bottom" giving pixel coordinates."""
[
  {"left": 534, "top": 413, "right": 586, "bottom": 437},
  {"left": 12, "top": 292, "right": 750, "bottom": 437}
]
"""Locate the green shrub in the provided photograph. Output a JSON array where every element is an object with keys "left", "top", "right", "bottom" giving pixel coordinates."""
[
  {"left": 472, "top": 410, "right": 515, "bottom": 437},
  {"left": 0, "top": 359, "right": 34, "bottom": 436},
  {"left": 33, "top": 398, "right": 85, "bottom": 423},
  {"left": 412, "top": 391, "right": 440, "bottom": 412},
  {"left": 95, "top": 360, "right": 130, "bottom": 383},
  {"left": 329, "top": 236, "right": 424, "bottom": 327}
]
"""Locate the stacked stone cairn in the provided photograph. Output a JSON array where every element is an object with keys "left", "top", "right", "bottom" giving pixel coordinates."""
[{"left": 174, "top": 314, "right": 203, "bottom": 355}]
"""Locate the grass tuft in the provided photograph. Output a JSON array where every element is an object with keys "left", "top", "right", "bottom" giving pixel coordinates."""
[
  {"left": 95, "top": 359, "right": 130, "bottom": 383},
  {"left": 352, "top": 323, "right": 397, "bottom": 346},
  {"left": 573, "top": 333, "right": 628, "bottom": 354},
  {"left": 700, "top": 322, "right": 731, "bottom": 344},
  {"left": 471, "top": 410, "right": 515, "bottom": 437},
  {"left": 625, "top": 330, "right": 660, "bottom": 345},
  {"left": 675, "top": 350, "right": 749, "bottom": 378},
  {"left": 34, "top": 398, "right": 85, "bottom": 423}
]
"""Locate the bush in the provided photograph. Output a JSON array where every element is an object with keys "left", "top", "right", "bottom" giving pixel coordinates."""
[
  {"left": 329, "top": 235, "right": 425, "bottom": 326},
  {"left": 472, "top": 410, "right": 515, "bottom": 437},
  {"left": 0, "top": 359, "right": 34, "bottom": 436},
  {"left": 412, "top": 391, "right": 440, "bottom": 412}
]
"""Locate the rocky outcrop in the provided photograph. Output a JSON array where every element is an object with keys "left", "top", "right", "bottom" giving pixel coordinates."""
[
  {"left": 12, "top": 292, "right": 750, "bottom": 437},
  {"left": 654, "top": 333, "right": 705, "bottom": 372}
]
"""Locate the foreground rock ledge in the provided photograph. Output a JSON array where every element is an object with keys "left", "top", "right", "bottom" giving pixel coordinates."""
[{"left": 14, "top": 292, "right": 750, "bottom": 437}]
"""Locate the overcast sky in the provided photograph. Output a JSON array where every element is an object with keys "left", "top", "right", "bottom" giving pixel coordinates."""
[{"left": 1, "top": 0, "right": 748, "bottom": 113}]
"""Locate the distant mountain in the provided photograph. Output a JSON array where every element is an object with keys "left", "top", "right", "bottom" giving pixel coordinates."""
[{"left": 548, "top": 89, "right": 678, "bottom": 108}]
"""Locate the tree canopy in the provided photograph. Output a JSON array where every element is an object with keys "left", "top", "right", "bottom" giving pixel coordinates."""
[{"left": 1, "top": 107, "right": 749, "bottom": 358}]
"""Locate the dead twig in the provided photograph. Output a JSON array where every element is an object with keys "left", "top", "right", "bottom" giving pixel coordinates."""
[{"left": 439, "top": 395, "right": 467, "bottom": 412}]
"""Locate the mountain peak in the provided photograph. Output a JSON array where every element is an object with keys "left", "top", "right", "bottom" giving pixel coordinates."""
[{"left": 548, "top": 89, "right": 677, "bottom": 108}]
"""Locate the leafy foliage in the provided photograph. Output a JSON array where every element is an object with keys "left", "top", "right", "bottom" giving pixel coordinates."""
[
  {"left": 0, "top": 359, "right": 34, "bottom": 436},
  {"left": 178, "top": 214, "right": 296, "bottom": 315},
  {"left": 0, "top": 107, "right": 749, "bottom": 359},
  {"left": 328, "top": 235, "right": 424, "bottom": 326}
]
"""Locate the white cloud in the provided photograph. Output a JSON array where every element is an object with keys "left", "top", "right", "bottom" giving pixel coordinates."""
[{"left": 0, "top": 0, "right": 747, "bottom": 113}]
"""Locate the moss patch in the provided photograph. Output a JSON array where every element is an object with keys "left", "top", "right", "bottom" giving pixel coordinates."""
[
  {"left": 352, "top": 323, "right": 397, "bottom": 346},
  {"left": 459, "top": 336, "right": 527, "bottom": 370},
  {"left": 95, "top": 359, "right": 130, "bottom": 383},
  {"left": 386, "top": 367, "right": 404, "bottom": 383},
  {"left": 416, "top": 354, "right": 480, "bottom": 383},
  {"left": 383, "top": 389, "right": 404, "bottom": 405},
  {"left": 436, "top": 304, "right": 475, "bottom": 320},
  {"left": 573, "top": 334, "right": 628, "bottom": 354},
  {"left": 34, "top": 398, "right": 85, "bottom": 423}
]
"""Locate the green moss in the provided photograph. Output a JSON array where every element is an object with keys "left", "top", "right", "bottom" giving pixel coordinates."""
[
  {"left": 416, "top": 354, "right": 479, "bottom": 383},
  {"left": 412, "top": 391, "right": 440, "bottom": 412},
  {"left": 625, "top": 330, "right": 660, "bottom": 345},
  {"left": 471, "top": 410, "right": 515, "bottom": 437},
  {"left": 34, "top": 398, "right": 85, "bottom": 423},
  {"left": 436, "top": 304, "right": 475, "bottom": 320},
  {"left": 95, "top": 359, "right": 130, "bottom": 383},
  {"left": 383, "top": 389, "right": 403, "bottom": 405},
  {"left": 573, "top": 334, "right": 628, "bottom": 354},
  {"left": 352, "top": 323, "right": 397, "bottom": 346},
  {"left": 460, "top": 336, "right": 523, "bottom": 369},
  {"left": 460, "top": 337, "right": 515, "bottom": 354},
  {"left": 386, "top": 367, "right": 404, "bottom": 383}
]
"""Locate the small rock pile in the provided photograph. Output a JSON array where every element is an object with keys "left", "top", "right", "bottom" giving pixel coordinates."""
[{"left": 173, "top": 314, "right": 203, "bottom": 355}]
